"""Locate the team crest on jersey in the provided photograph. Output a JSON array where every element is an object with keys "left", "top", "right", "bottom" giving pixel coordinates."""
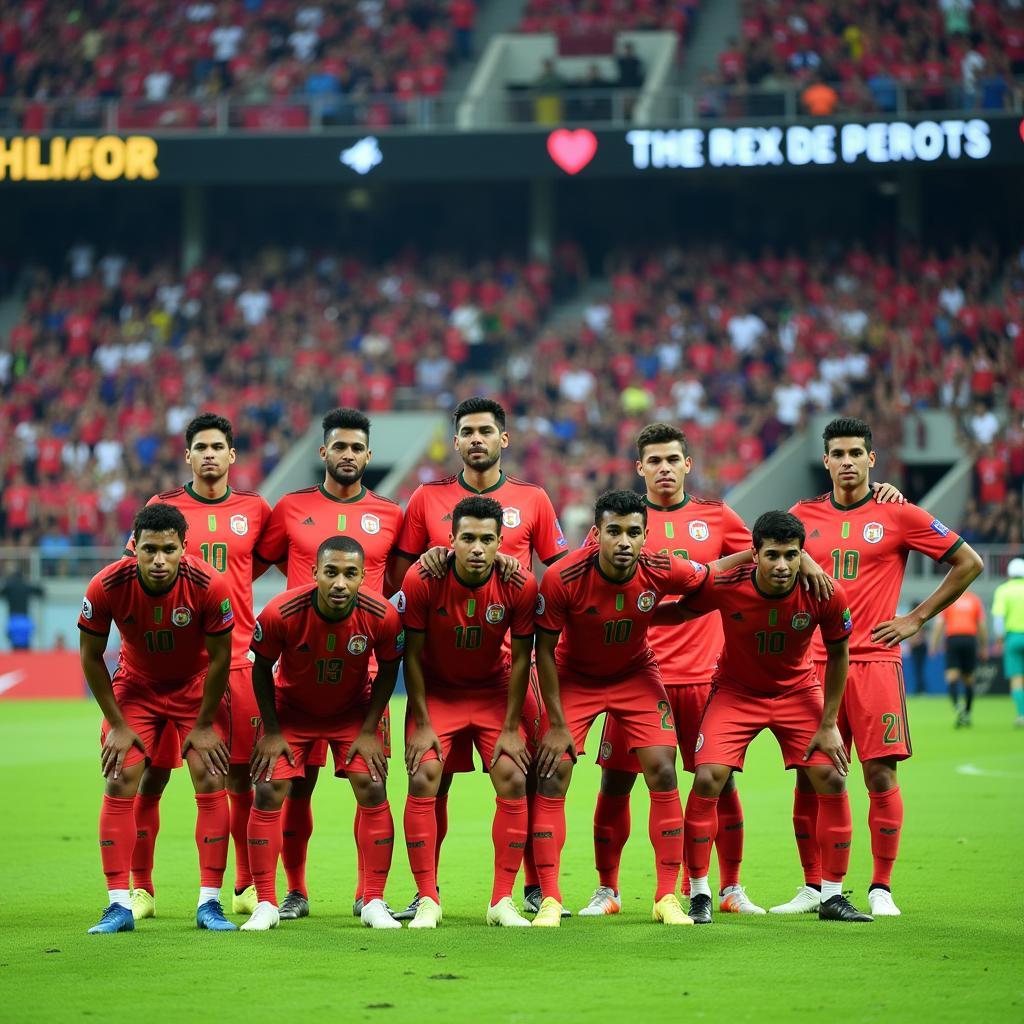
[
  {"left": 230, "top": 514, "right": 248, "bottom": 536},
  {"left": 502, "top": 507, "right": 521, "bottom": 529},
  {"left": 695, "top": 733, "right": 704, "bottom": 753},
  {"left": 391, "top": 590, "right": 407, "bottom": 613},
  {"left": 348, "top": 634, "right": 369, "bottom": 655},
  {"left": 637, "top": 590, "right": 657, "bottom": 612},
  {"left": 486, "top": 603, "right": 505, "bottom": 624},
  {"left": 688, "top": 520, "right": 709, "bottom": 542},
  {"left": 81, "top": 597, "right": 93, "bottom": 620},
  {"left": 863, "top": 522, "right": 884, "bottom": 544},
  {"left": 536, "top": 594, "right": 546, "bottom": 616},
  {"left": 253, "top": 621, "right": 263, "bottom": 643},
  {"left": 791, "top": 611, "right": 812, "bottom": 630},
  {"left": 172, "top": 606, "right": 193, "bottom": 627},
  {"left": 361, "top": 514, "right": 381, "bottom": 535}
]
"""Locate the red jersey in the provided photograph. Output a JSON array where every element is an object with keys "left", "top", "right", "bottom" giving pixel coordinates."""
[
  {"left": 683, "top": 566, "right": 851, "bottom": 696},
  {"left": 143, "top": 484, "right": 271, "bottom": 669},
  {"left": 396, "top": 471, "right": 567, "bottom": 569},
  {"left": 256, "top": 484, "right": 403, "bottom": 593},
  {"left": 793, "top": 493, "right": 964, "bottom": 663},
  {"left": 399, "top": 560, "right": 537, "bottom": 687},
  {"left": 251, "top": 585, "right": 404, "bottom": 718},
  {"left": 78, "top": 555, "right": 234, "bottom": 685},
  {"left": 537, "top": 547, "right": 709, "bottom": 681}
]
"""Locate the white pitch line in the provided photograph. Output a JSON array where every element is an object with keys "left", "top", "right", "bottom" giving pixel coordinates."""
[{"left": 956, "top": 763, "right": 1024, "bottom": 780}]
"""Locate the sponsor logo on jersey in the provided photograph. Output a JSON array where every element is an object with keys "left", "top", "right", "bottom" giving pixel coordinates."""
[
  {"left": 230, "top": 514, "right": 249, "bottom": 536},
  {"left": 536, "top": 594, "right": 546, "bottom": 616},
  {"left": 485, "top": 603, "right": 505, "bottom": 624},
  {"left": 695, "top": 732, "right": 704, "bottom": 752},
  {"left": 81, "top": 597, "right": 93, "bottom": 620},
  {"left": 863, "top": 521, "right": 884, "bottom": 544},
  {"left": 172, "top": 606, "right": 193, "bottom": 627},
  {"left": 930, "top": 518, "right": 950, "bottom": 537},
  {"left": 348, "top": 634, "right": 369, "bottom": 655},
  {"left": 688, "top": 520, "right": 709, "bottom": 542},
  {"left": 599, "top": 740, "right": 612, "bottom": 761},
  {"left": 791, "top": 611, "right": 812, "bottom": 630},
  {"left": 302, "top": 516, "right": 315, "bottom": 526},
  {"left": 253, "top": 621, "right": 263, "bottom": 643},
  {"left": 361, "top": 514, "right": 380, "bottom": 535},
  {"left": 502, "top": 507, "right": 522, "bottom": 529},
  {"left": 637, "top": 590, "right": 657, "bottom": 612},
  {"left": 391, "top": 590, "right": 406, "bottom": 613}
]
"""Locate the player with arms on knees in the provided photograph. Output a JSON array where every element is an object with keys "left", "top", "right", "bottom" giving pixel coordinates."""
[
  {"left": 128, "top": 413, "right": 272, "bottom": 923},
  {"left": 531, "top": 489, "right": 753, "bottom": 927},
  {"left": 929, "top": 590, "right": 987, "bottom": 727},
  {"left": 391, "top": 397, "right": 568, "bottom": 919},
  {"left": 774, "top": 417, "right": 982, "bottom": 918},
  {"left": 658, "top": 510, "right": 871, "bottom": 923},
  {"left": 254, "top": 408, "right": 403, "bottom": 921},
  {"left": 399, "top": 496, "right": 539, "bottom": 929},
  {"left": 243, "top": 537, "right": 404, "bottom": 931},
  {"left": 80, "top": 504, "right": 237, "bottom": 934}
]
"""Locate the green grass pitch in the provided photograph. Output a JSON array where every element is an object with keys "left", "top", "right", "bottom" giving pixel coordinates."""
[{"left": 3, "top": 696, "right": 1022, "bottom": 1023}]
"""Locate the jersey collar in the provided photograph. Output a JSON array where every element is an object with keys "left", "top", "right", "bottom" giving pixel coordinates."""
[
  {"left": 452, "top": 564, "right": 496, "bottom": 589},
  {"left": 593, "top": 550, "right": 639, "bottom": 585},
  {"left": 136, "top": 566, "right": 180, "bottom": 598},
  {"left": 829, "top": 490, "right": 873, "bottom": 511},
  {"left": 644, "top": 494, "right": 690, "bottom": 512},
  {"left": 318, "top": 483, "right": 367, "bottom": 504},
  {"left": 310, "top": 586, "right": 357, "bottom": 622},
  {"left": 752, "top": 570, "right": 799, "bottom": 601},
  {"left": 185, "top": 482, "right": 232, "bottom": 505},
  {"left": 457, "top": 470, "right": 505, "bottom": 495}
]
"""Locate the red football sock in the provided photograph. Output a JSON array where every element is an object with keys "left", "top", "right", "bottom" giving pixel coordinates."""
[
  {"left": 491, "top": 796, "right": 528, "bottom": 904},
  {"left": 531, "top": 795, "right": 566, "bottom": 903},
  {"left": 793, "top": 788, "right": 821, "bottom": 886},
  {"left": 404, "top": 796, "right": 439, "bottom": 903},
  {"left": 195, "top": 791, "right": 230, "bottom": 889},
  {"left": 130, "top": 793, "right": 161, "bottom": 895},
  {"left": 522, "top": 791, "right": 539, "bottom": 888},
  {"left": 817, "top": 792, "right": 853, "bottom": 883},
  {"left": 247, "top": 808, "right": 282, "bottom": 905},
  {"left": 99, "top": 794, "right": 136, "bottom": 891},
  {"left": 681, "top": 862, "right": 691, "bottom": 897},
  {"left": 649, "top": 789, "right": 684, "bottom": 900},
  {"left": 281, "top": 796, "right": 313, "bottom": 897},
  {"left": 868, "top": 786, "right": 903, "bottom": 889},
  {"left": 228, "top": 789, "right": 254, "bottom": 891},
  {"left": 433, "top": 793, "right": 449, "bottom": 878},
  {"left": 353, "top": 806, "right": 365, "bottom": 900},
  {"left": 593, "top": 791, "right": 630, "bottom": 891},
  {"left": 357, "top": 801, "right": 395, "bottom": 904},
  {"left": 715, "top": 786, "right": 744, "bottom": 891},
  {"left": 683, "top": 791, "right": 718, "bottom": 880}
]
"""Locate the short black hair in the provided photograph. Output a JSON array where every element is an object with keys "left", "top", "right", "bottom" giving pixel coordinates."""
[
  {"left": 316, "top": 536, "right": 365, "bottom": 564},
  {"left": 133, "top": 503, "right": 188, "bottom": 543},
  {"left": 186, "top": 413, "right": 233, "bottom": 448},
  {"left": 451, "top": 496, "right": 503, "bottom": 535},
  {"left": 322, "top": 408, "right": 370, "bottom": 443},
  {"left": 752, "top": 511, "right": 805, "bottom": 551},
  {"left": 822, "top": 417, "right": 872, "bottom": 453},
  {"left": 452, "top": 397, "right": 506, "bottom": 432},
  {"left": 594, "top": 489, "right": 647, "bottom": 527},
  {"left": 637, "top": 422, "right": 689, "bottom": 459}
]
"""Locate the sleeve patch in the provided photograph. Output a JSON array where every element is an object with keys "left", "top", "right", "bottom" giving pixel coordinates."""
[
  {"left": 929, "top": 518, "right": 950, "bottom": 537},
  {"left": 81, "top": 597, "right": 94, "bottom": 620}
]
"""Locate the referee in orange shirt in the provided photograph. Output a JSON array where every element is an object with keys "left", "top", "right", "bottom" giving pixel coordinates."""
[{"left": 929, "top": 590, "right": 988, "bottom": 727}]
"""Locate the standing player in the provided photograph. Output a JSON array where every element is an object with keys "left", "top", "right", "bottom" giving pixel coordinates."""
[
  {"left": 391, "top": 396, "right": 568, "bottom": 918},
  {"left": 243, "top": 537, "right": 404, "bottom": 930},
  {"left": 530, "top": 490, "right": 751, "bottom": 927},
  {"left": 254, "top": 408, "right": 403, "bottom": 920},
  {"left": 991, "top": 558, "right": 1024, "bottom": 727},
  {"left": 400, "top": 496, "right": 538, "bottom": 929},
  {"left": 657, "top": 510, "right": 872, "bottom": 923},
  {"left": 773, "top": 417, "right": 982, "bottom": 918},
  {"left": 929, "top": 590, "right": 987, "bottom": 726},
  {"left": 79, "top": 504, "right": 237, "bottom": 934},
  {"left": 129, "top": 413, "right": 272, "bottom": 922}
]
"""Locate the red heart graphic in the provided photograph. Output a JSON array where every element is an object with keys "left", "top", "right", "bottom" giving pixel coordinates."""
[{"left": 547, "top": 128, "right": 598, "bottom": 175}]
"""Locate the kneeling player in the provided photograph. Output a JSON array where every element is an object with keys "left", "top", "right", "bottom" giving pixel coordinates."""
[
  {"left": 79, "top": 504, "right": 237, "bottom": 934},
  {"left": 243, "top": 537, "right": 403, "bottom": 930},
  {"left": 400, "top": 496, "right": 538, "bottom": 928},
  {"left": 658, "top": 511, "right": 872, "bottom": 923}
]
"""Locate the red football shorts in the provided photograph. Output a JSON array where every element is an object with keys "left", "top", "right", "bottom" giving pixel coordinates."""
[
  {"left": 814, "top": 659, "right": 912, "bottom": 762},
  {"left": 598, "top": 682, "right": 712, "bottom": 774},
  {"left": 443, "top": 664, "right": 542, "bottom": 774},
  {"left": 551, "top": 663, "right": 677, "bottom": 760},
  {"left": 407, "top": 684, "right": 527, "bottom": 770},
  {"left": 268, "top": 703, "right": 380, "bottom": 779},
  {"left": 306, "top": 700, "right": 392, "bottom": 772},
  {"left": 694, "top": 683, "right": 836, "bottom": 771},
  {"left": 101, "top": 668, "right": 228, "bottom": 770}
]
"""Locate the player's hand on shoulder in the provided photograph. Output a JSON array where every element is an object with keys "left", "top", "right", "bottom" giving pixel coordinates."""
[
  {"left": 421, "top": 546, "right": 453, "bottom": 578},
  {"left": 803, "top": 723, "right": 849, "bottom": 775},
  {"left": 536, "top": 723, "right": 575, "bottom": 779},
  {"left": 405, "top": 725, "right": 442, "bottom": 775},
  {"left": 871, "top": 481, "right": 905, "bottom": 504},
  {"left": 495, "top": 552, "right": 521, "bottom": 581},
  {"left": 347, "top": 730, "right": 388, "bottom": 783},
  {"left": 491, "top": 727, "right": 531, "bottom": 775},
  {"left": 798, "top": 551, "right": 834, "bottom": 599},
  {"left": 250, "top": 732, "right": 294, "bottom": 783},
  {"left": 183, "top": 724, "right": 230, "bottom": 776},
  {"left": 101, "top": 725, "right": 146, "bottom": 779}
]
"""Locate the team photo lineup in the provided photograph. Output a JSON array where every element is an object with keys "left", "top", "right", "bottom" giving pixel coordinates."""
[{"left": 79, "top": 399, "right": 984, "bottom": 933}]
